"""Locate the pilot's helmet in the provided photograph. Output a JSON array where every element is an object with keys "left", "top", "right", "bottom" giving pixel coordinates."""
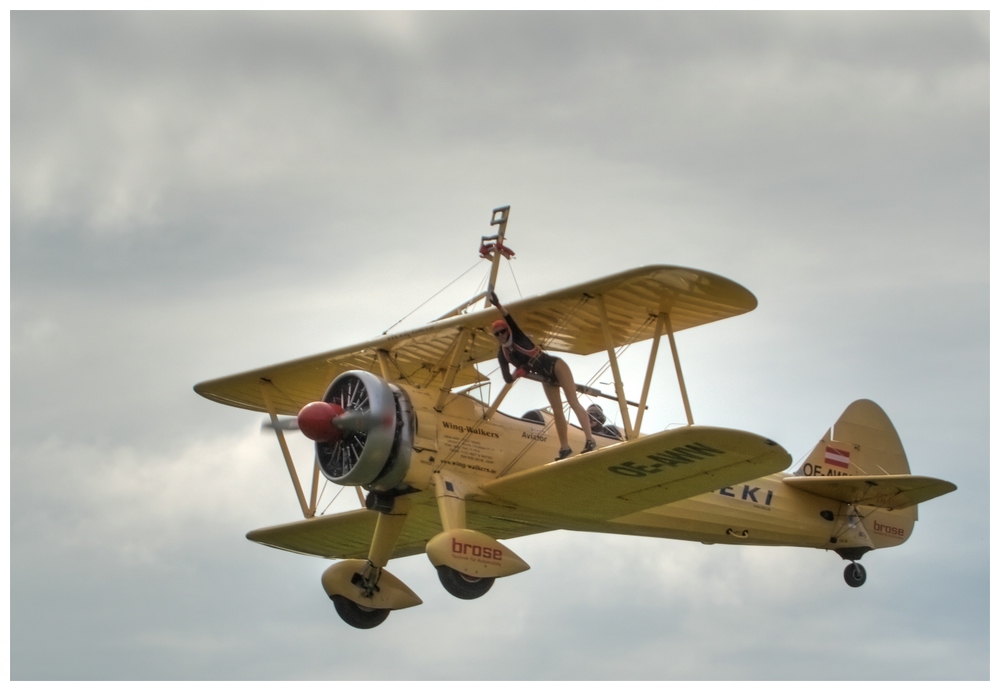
[{"left": 587, "top": 404, "right": 606, "bottom": 425}]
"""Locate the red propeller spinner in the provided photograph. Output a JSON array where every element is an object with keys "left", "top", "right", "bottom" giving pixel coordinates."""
[{"left": 297, "top": 401, "right": 346, "bottom": 442}]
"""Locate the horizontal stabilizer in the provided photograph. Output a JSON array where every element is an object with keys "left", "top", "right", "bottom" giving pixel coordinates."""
[
  {"left": 481, "top": 426, "right": 791, "bottom": 521},
  {"left": 783, "top": 474, "right": 956, "bottom": 510}
]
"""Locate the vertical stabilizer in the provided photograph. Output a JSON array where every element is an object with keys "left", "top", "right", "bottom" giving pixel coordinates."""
[
  {"left": 796, "top": 399, "right": 911, "bottom": 477},
  {"left": 796, "top": 399, "right": 917, "bottom": 549}
]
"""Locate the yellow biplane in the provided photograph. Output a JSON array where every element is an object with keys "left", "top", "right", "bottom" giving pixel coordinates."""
[{"left": 194, "top": 206, "right": 956, "bottom": 629}]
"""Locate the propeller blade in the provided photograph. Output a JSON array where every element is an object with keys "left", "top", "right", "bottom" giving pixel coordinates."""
[
  {"left": 261, "top": 417, "right": 300, "bottom": 433},
  {"left": 329, "top": 410, "right": 378, "bottom": 434}
]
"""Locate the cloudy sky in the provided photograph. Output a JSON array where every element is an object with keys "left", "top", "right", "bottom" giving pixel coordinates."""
[{"left": 10, "top": 12, "right": 989, "bottom": 680}]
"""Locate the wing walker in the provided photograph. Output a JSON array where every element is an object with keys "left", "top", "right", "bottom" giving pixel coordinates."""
[{"left": 194, "top": 206, "right": 957, "bottom": 629}]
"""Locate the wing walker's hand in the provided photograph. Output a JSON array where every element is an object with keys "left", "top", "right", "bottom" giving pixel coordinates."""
[
  {"left": 490, "top": 290, "right": 503, "bottom": 311},
  {"left": 513, "top": 367, "right": 527, "bottom": 379}
]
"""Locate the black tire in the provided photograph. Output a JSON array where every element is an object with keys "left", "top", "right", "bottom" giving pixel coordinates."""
[
  {"left": 844, "top": 562, "right": 867, "bottom": 588},
  {"left": 331, "top": 594, "right": 390, "bottom": 629},
  {"left": 436, "top": 565, "right": 495, "bottom": 600}
]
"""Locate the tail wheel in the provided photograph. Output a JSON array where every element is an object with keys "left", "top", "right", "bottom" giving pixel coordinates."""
[
  {"left": 436, "top": 565, "right": 495, "bottom": 600},
  {"left": 844, "top": 562, "right": 867, "bottom": 588},
  {"left": 331, "top": 595, "right": 390, "bottom": 629}
]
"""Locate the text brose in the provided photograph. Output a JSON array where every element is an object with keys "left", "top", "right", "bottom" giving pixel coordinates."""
[
  {"left": 872, "top": 519, "right": 905, "bottom": 539},
  {"left": 452, "top": 538, "right": 502, "bottom": 561}
]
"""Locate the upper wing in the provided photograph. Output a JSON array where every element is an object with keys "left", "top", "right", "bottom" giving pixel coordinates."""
[
  {"left": 246, "top": 490, "right": 554, "bottom": 560},
  {"left": 479, "top": 426, "right": 791, "bottom": 521},
  {"left": 194, "top": 265, "right": 756, "bottom": 415},
  {"left": 783, "top": 474, "right": 957, "bottom": 510}
]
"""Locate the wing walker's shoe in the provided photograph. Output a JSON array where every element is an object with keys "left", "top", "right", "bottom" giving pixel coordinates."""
[
  {"left": 556, "top": 447, "right": 572, "bottom": 460},
  {"left": 582, "top": 439, "right": 597, "bottom": 454}
]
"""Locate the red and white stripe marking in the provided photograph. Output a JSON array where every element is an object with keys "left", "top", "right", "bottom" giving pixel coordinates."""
[{"left": 824, "top": 446, "right": 851, "bottom": 468}]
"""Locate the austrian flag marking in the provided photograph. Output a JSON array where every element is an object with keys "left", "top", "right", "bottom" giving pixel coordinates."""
[{"left": 824, "top": 446, "right": 850, "bottom": 469}]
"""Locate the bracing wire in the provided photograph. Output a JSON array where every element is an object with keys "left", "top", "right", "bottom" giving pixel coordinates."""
[
  {"left": 474, "top": 264, "right": 491, "bottom": 297},
  {"left": 381, "top": 259, "right": 485, "bottom": 334},
  {"left": 316, "top": 478, "right": 328, "bottom": 509},
  {"left": 506, "top": 259, "right": 523, "bottom": 298},
  {"left": 320, "top": 484, "right": 346, "bottom": 516}
]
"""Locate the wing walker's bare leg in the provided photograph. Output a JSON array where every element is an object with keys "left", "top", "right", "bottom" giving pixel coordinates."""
[{"left": 259, "top": 380, "right": 313, "bottom": 518}]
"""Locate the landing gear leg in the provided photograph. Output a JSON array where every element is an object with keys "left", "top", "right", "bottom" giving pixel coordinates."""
[
  {"left": 427, "top": 474, "right": 530, "bottom": 599},
  {"left": 843, "top": 561, "right": 867, "bottom": 588},
  {"left": 326, "top": 495, "right": 417, "bottom": 629}
]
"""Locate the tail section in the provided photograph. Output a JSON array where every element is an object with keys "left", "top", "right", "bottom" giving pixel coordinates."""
[
  {"left": 787, "top": 400, "right": 956, "bottom": 586},
  {"left": 794, "top": 399, "right": 918, "bottom": 550}
]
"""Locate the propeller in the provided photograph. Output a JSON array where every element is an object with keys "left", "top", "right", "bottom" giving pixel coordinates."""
[
  {"left": 295, "top": 401, "right": 393, "bottom": 442},
  {"left": 261, "top": 417, "right": 299, "bottom": 432},
  {"left": 261, "top": 403, "right": 391, "bottom": 440},
  {"left": 259, "top": 371, "right": 411, "bottom": 490}
]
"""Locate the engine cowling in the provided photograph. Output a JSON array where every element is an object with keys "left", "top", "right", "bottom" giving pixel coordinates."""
[{"left": 298, "top": 370, "right": 413, "bottom": 491}]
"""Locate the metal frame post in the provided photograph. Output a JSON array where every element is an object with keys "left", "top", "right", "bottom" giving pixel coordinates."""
[{"left": 484, "top": 206, "right": 510, "bottom": 308}]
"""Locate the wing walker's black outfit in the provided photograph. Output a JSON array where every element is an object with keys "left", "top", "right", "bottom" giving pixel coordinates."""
[{"left": 496, "top": 314, "right": 560, "bottom": 386}]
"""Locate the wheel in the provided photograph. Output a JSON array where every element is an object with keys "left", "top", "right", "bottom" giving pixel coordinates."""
[
  {"left": 844, "top": 562, "right": 867, "bottom": 588},
  {"left": 436, "top": 565, "right": 495, "bottom": 600},
  {"left": 331, "top": 594, "right": 391, "bottom": 629}
]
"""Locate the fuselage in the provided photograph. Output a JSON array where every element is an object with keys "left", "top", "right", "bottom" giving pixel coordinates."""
[{"left": 394, "top": 386, "right": 909, "bottom": 554}]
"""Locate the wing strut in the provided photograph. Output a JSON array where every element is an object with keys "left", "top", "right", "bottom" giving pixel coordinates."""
[
  {"left": 375, "top": 349, "right": 393, "bottom": 380},
  {"left": 483, "top": 380, "right": 514, "bottom": 420},
  {"left": 633, "top": 313, "right": 665, "bottom": 436},
  {"left": 597, "top": 295, "right": 635, "bottom": 439},
  {"left": 260, "top": 380, "right": 314, "bottom": 518},
  {"left": 434, "top": 328, "right": 472, "bottom": 411},
  {"left": 664, "top": 312, "right": 694, "bottom": 426}
]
